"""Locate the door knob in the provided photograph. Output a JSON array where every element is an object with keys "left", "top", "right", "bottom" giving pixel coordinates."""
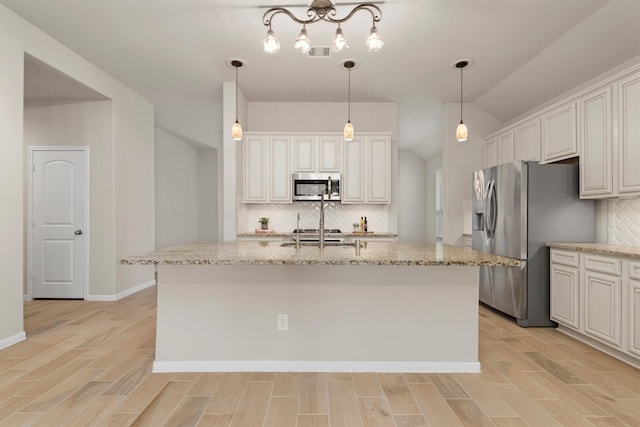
[{"left": 74, "top": 230, "right": 83, "bottom": 235}]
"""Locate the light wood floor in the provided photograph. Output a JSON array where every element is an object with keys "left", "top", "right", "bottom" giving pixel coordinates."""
[{"left": 0, "top": 286, "right": 638, "bottom": 427}]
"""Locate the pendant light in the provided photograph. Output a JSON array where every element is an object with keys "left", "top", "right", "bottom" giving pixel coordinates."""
[
  {"left": 342, "top": 60, "right": 355, "bottom": 141},
  {"left": 231, "top": 60, "right": 243, "bottom": 141},
  {"left": 455, "top": 60, "right": 469, "bottom": 142},
  {"left": 332, "top": 24, "right": 349, "bottom": 52},
  {"left": 294, "top": 25, "right": 311, "bottom": 54}
]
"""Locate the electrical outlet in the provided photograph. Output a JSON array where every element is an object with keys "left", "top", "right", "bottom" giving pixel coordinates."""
[{"left": 277, "top": 314, "right": 288, "bottom": 331}]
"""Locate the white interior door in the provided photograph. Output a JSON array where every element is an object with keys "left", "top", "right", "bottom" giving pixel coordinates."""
[{"left": 30, "top": 148, "right": 87, "bottom": 299}]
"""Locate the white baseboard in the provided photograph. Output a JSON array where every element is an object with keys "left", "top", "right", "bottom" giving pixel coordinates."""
[
  {"left": 0, "top": 331, "right": 26, "bottom": 351},
  {"left": 557, "top": 325, "right": 640, "bottom": 369},
  {"left": 23, "top": 294, "right": 31, "bottom": 301},
  {"left": 152, "top": 360, "right": 481, "bottom": 374},
  {"left": 86, "top": 280, "right": 156, "bottom": 302}
]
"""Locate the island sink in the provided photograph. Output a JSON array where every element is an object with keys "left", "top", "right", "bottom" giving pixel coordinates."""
[{"left": 280, "top": 241, "right": 353, "bottom": 248}]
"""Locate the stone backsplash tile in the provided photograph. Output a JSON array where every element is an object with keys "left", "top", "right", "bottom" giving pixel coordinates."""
[
  {"left": 237, "top": 199, "right": 390, "bottom": 233},
  {"left": 608, "top": 197, "right": 640, "bottom": 245}
]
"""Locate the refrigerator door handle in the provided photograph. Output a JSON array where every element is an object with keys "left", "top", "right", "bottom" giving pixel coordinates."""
[{"left": 485, "top": 180, "right": 497, "bottom": 238}]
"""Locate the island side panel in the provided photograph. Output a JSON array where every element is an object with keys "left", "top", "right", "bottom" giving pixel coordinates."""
[{"left": 155, "top": 264, "right": 480, "bottom": 373}]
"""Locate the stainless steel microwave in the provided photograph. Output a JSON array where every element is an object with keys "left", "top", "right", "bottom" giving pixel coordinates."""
[{"left": 292, "top": 173, "right": 341, "bottom": 201}]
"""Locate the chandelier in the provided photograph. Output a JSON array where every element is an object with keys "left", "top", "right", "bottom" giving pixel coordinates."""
[{"left": 262, "top": 0, "right": 383, "bottom": 54}]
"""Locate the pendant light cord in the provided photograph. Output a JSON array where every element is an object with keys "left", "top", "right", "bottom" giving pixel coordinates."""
[
  {"left": 459, "top": 64, "right": 463, "bottom": 121},
  {"left": 348, "top": 66, "right": 351, "bottom": 122},
  {"left": 235, "top": 65, "right": 239, "bottom": 121}
]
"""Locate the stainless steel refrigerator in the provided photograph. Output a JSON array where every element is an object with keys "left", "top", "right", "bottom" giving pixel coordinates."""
[{"left": 472, "top": 161, "right": 595, "bottom": 327}]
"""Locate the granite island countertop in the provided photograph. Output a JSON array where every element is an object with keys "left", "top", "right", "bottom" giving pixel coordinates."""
[
  {"left": 547, "top": 242, "right": 640, "bottom": 260},
  {"left": 120, "top": 241, "right": 520, "bottom": 267}
]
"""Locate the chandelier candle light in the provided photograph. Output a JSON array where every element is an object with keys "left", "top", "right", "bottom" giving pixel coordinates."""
[
  {"left": 263, "top": 0, "right": 383, "bottom": 54},
  {"left": 231, "top": 59, "right": 244, "bottom": 141},
  {"left": 342, "top": 60, "right": 355, "bottom": 141},
  {"left": 455, "top": 60, "right": 469, "bottom": 142}
]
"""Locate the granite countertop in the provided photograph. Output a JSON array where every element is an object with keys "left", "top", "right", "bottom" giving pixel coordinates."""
[
  {"left": 237, "top": 231, "right": 399, "bottom": 239},
  {"left": 547, "top": 242, "right": 640, "bottom": 260},
  {"left": 120, "top": 241, "right": 520, "bottom": 267}
]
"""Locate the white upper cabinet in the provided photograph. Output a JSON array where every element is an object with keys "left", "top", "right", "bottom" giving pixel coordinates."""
[
  {"left": 318, "top": 136, "right": 341, "bottom": 172},
  {"left": 293, "top": 136, "right": 315, "bottom": 172},
  {"left": 244, "top": 132, "right": 391, "bottom": 204},
  {"left": 269, "top": 136, "right": 292, "bottom": 202},
  {"left": 342, "top": 136, "right": 365, "bottom": 203},
  {"left": 514, "top": 118, "right": 541, "bottom": 161},
  {"left": 579, "top": 67, "right": 640, "bottom": 198},
  {"left": 243, "top": 135, "right": 268, "bottom": 203},
  {"left": 497, "top": 130, "right": 515, "bottom": 165},
  {"left": 484, "top": 118, "right": 540, "bottom": 168},
  {"left": 541, "top": 100, "right": 578, "bottom": 163},
  {"left": 293, "top": 135, "right": 341, "bottom": 173},
  {"left": 243, "top": 134, "right": 292, "bottom": 204},
  {"left": 367, "top": 136, "right": 391, "bottom": 203},
  {"left": 617, "top": 70, "right": 640, "bottom": 195},
  {"left": 483, "top": 64, "right": 639, "bottom": 199},
  {"left": 579, "top": 84, "right": 613, "bottom": 198},
  {"left": 484, "top": 137, "right": 497, "bottom": 168},
  {"left": 342, "top": 135, "right": 391, "bottom": 204}
]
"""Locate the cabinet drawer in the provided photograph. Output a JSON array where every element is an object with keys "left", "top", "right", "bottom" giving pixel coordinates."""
[
  {"left": 630, "top": 261, "right": 640, "bottom": 281},
  {"left": 551, "top": 250, "right": 580, "bottom": 268},
  {"left": 584, "top": 254, "right": 622, "bottom": 276}
]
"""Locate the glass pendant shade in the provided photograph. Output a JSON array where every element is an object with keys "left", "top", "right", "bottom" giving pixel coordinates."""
[
  {"left": 232, "top": 120, "right": 243, "bottom": 141},
  {"left": 263, "top": 29, "right": 280, "bottom": 53},
  {"left": 455, "top": 60, "right": 469, "bottom": 142},
  {"left": 344, "top": 121, "right": 354, "bottom": 141},
  {"left": 332, "top": 27, "right": 349, "bottom": 52},
  {"left": 456, "top": 121, "right": 468, "bottom": 142},
  {"left": 294, "top": 27, "right": 311, "bottom": 53},
  {"left": 366, "top": 26, "right": 384, "bottom": 51}
]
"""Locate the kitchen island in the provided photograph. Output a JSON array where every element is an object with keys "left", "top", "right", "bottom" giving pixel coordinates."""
[{"left": 122, "top": 242, "right": 519, "bottom": 373}]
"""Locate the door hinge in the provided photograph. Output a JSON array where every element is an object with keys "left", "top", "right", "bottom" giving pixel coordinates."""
[
  {"left": 32, "top": 164, "right": 36, "bottom": 173},
  {"left": 31, "top": 220, "right": 35, "bottom": 228}
]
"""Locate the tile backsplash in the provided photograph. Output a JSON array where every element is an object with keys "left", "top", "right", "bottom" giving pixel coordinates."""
[
  {"left": 237, "top": 199, "right": 390, "bottom": 233},
  {"left": 608, "top": 198, "right": 640, "bottom": 245}
]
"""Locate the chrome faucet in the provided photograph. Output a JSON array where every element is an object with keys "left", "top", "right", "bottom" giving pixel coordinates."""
[
  {"left": 295, "top": 212, "right": 301, "bottom": 249},
  {"left": 319, "top": 184, "right": 325, "bottom": 249}
]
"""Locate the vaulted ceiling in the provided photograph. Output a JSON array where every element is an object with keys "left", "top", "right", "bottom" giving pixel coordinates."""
[{"left": 5, "top": 0, "right": 640, "bottom": 158}]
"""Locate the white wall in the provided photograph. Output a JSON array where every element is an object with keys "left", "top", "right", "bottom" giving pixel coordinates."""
[
  {"left": 425, "top": 153, "right": 443, "bottom": 244},
  {"left": 442, "top": 103, "right": 502, "bottom": 246},
  {"left": 198, "top": 147, "right": 218, "bottom": 242},
  {"left": 248, "top": 102, "right": 398, "bottom": 133},
  {"left": 155, "top": 128, "right": 199, "bottom": 248},
  {"left": 23, "top": 101, "right": 114, "bottom": 296},
  {"left": 0, "top": 4, "right": 154, "bottom": 348},
  {"left": 397, "top": 150, "right": 427, "bottom": 242}
]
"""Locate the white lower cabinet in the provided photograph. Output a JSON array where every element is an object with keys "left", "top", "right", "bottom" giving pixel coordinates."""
[
  {"left": 584, "top": 271, "right": 622, "bottom": 348},
  {"left": 550, "top": 261, "right": 580, "bottom": 329},
  {"left": 630, "top": 261, "right": 640, "bottom": 357},
  {"left": 630, "top": 279, "right": 640, "bottom": 357},
  {"left": 550, "top": 249, "right": 639, "bottom": 367}
]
